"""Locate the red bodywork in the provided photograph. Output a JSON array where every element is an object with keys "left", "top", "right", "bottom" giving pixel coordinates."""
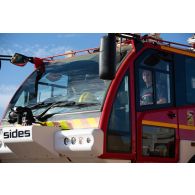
[{"left": 99, "top": 40, "right": 195, "bottom": 162}]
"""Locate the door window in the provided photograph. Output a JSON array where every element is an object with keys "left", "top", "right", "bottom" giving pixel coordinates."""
[
  {"left": 135, "top": 49, "right": 173, "bottom": 109},
  {"left": 142, "top": 125, "right": 176, "bottom": 158},
  {"left": 139, "top": 69, "right": 154, "bottom": 106},
  {"left": 174, "top": 54, "right": 195, "bottom": 106},
  {"left": 185, "top": 57, "right": 195, "bottom": 104},
  {"left": 107, "top": 73, "right": 131, "bottom": 153}
]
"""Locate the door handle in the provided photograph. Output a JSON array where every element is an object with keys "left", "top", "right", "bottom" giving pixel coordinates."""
[{"left": 167, "top": 111, "right": 176, "bottom": 119}]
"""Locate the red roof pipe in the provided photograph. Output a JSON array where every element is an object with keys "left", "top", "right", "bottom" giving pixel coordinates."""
[
  {"left": 141, "top": 36, "right": 191, "bottom": 48},
  {"left": 42, "top": 47, "right": 99, "bottom": 61}
]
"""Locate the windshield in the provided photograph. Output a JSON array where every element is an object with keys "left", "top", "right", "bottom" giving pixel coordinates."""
[{"left": 4, "top": 53, "right": 110, "bottom": 118}]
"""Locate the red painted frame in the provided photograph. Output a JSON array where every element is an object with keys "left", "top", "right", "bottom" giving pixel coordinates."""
[
  {"left": 99, "top": 41, "right": 180, "bottom": 162},
  {"left": 130, "top": 43, "right": 179, "bottom": 163},
  {"left": 136, "top": 111, "right": 179, "bottom": 163},
  {"left": 99, "top": 40, "right": 137, "bottom": 160}
]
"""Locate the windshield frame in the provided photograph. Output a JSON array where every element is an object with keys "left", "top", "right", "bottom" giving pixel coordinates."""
[
  {"left": 2, "top": 44, "right": 133, "bottom": 122},
  {"left": 3, "top": 53, "right": 111, "bottom": 120}
]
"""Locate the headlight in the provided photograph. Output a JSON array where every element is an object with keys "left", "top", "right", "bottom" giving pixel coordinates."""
[
  {"left": 71, "top": 137, "right": 76, "bottom": 145},
  {"left": 86, "top": 137, "right": 91, "bottom": 143},
  {"left": 64, "top": 137, "right": 70, "bottom": 145},
  {"left": 79, "top": 137, "right": 83, "bottom": 144}
]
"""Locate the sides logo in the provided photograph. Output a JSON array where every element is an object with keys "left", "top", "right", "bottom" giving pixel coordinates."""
[{"left": 4, "top": 129, "right": 31, "bottom": 139}]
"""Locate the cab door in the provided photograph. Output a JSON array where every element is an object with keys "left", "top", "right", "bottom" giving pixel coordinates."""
[
  {"left": 134, "top": 48, "right": 179, "bottom": 162},
  {"left": 103, "top": 71, "right": 133, "bottom": 159}
]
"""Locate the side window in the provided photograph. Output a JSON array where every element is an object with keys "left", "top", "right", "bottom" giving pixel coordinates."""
[
  {"left": 185, "top": 57, "right": 195, "bottom": 104},
  {"left": 175, "top": 54, "right": 195, "bottom": 106},
  {"left": 139, "top": 69, "right": 154, "bottom": 106},
  {"left": 155, "top": 72, "right": 171, "bottom": 104},
  {"left": 142, "top": 126, "right": 176, "bottom": 158},
  {"left": 107, "top": 73, "right": 131, "bottom": 153},
  {"left": 136, "top": 49, "right": 173, "bottom": 109}
]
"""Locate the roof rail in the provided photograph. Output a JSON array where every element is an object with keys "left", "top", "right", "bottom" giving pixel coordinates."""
[
  {"left": 110, "top": 33, "right": 194, "bottom": 52},
  {"left": 42, "top": 47, "right": 100, "bottom": 61},
  {"left": 141, "top": 35, "right": 192, "bottom": 49}
]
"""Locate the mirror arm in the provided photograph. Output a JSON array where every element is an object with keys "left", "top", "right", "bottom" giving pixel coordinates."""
[
  {"left": 0, "top": 55, "right": 12, "bottom": 70},
  {"left": 28, "top": 57, "right": 34, "bottom": 63},
  {"left": 32, "top": 57, "right": 45, "bottom": 73},
  {"left": 0, "top": 53, "right": 45, "bottom": 73}
]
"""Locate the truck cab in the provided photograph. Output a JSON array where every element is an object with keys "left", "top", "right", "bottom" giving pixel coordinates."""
[{"left": 1, "top": 33, "right": 195, "bottom": 163}]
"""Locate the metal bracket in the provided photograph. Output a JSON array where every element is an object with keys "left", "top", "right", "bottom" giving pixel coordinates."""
[{"left": 0, "top": 55, "right": 12, "bottom": 70}]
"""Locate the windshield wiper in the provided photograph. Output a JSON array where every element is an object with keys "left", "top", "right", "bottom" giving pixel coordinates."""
[
  {"left": 28, "top": 99, "right": 75, "bottom": 110},
  {"left": 28, "top": 101, "right": 54, "bottom": 109},
  {"left": 36, "top": 101, "right": 100, "bottom": 121},
  {"left": 7, "top": 101, "right": 100, "bottom": 124},
  {"left": 7, "top": 100, "right": 76, "bottom": 125},
  {"left": 75, "top": 102, "right": 100, "bottom": 107},
  {"left": 35, "top": 100, "right": 76, "bottom": 121}
]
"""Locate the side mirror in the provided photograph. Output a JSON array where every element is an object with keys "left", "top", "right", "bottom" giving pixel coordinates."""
[
  {"left": 11, "top": 53, "right": 29, "bottom": 66},
  {"left": 99, "top": 34, "right": 116, "bottom": 80}
]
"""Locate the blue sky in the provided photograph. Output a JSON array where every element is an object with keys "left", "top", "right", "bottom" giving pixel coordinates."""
[{"left": 0, "top": 33, "right": 194, "bottom": 119}]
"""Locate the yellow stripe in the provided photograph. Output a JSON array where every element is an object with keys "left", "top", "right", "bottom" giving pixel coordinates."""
[
  {"left": 87, "top": 118, "right": 98, "bottom": 127},
  {"left": 179, "top": 125, "right": 195, "bottom": 131},
  {"left": 142, "top": 120, "right": 177, "bottom": 128},
  {"left": 45, "top": 121, "right": 54, "bottom": 127},
  {"left": 142, "top": 120, "right": 195, "bottom": 131},
  {"left": 161, "top": 45, "right": 195, "bottom": 58},
  {"left": 41, "top": 117, "right": 99, "bottom": 130},
  {"left": 59, "top": 120, "right": 70, "bottom": 130},
  {"left": 72, "top": 119, "right": 83, "bottom": 128}
]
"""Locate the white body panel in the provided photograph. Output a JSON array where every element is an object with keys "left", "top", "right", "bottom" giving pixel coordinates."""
[
  {"left": 179, "top": 140, "right": 195, "bottom": 163},
  {"left": 0, "top": 126, "right": 115, "bottom": 163},
  {"left": 0, "top": 125, "right": 60, "bottom": 161},
  {"left": 54, "top": 128, "right": 104, "bottom": 158},
  {"left": 0, "top": 128, "right": 14, "bottom": 159}
]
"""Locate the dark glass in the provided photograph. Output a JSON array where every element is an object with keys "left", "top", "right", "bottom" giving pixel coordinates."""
[
  {"left": 139, "top": 69, "right": 154, "bottom": 106},
  {"left": 155, "top": 72, "right": 171, "bottom": 104},
  {"left": 185, "top": 57, "right": 195, "bottom": 104},
  {"left": 142, "top": 125, "right": 175, "bottom": 158},
  {"left": 174, "top": 53, "right": 186, "bottom": 106},
  {"left": 5, "top": 53, "right": 110, "bottom": 118},
  {"left": 107, "top": 74, "right": 131, "bottom": 153},
  {"left": 175, "top": 54, "right": 195, "bottom": 106},
  {"left": 135, "top": 49, "right": 173, "bottom": 110},
  {"left": 136, "top": 49, "right": 171, "bottom": 71}
]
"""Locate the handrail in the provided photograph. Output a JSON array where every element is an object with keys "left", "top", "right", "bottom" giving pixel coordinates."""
[
  {"left": 141, "top": 36, "right": 192, "bottom": 48},
  {"left": 42, "top": 47, "right": 99, "bottom": 61}
]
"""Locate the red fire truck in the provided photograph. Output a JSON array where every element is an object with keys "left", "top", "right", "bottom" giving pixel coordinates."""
[{"left": 0, "top": 33, "right": 195, "bottom": 163}]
